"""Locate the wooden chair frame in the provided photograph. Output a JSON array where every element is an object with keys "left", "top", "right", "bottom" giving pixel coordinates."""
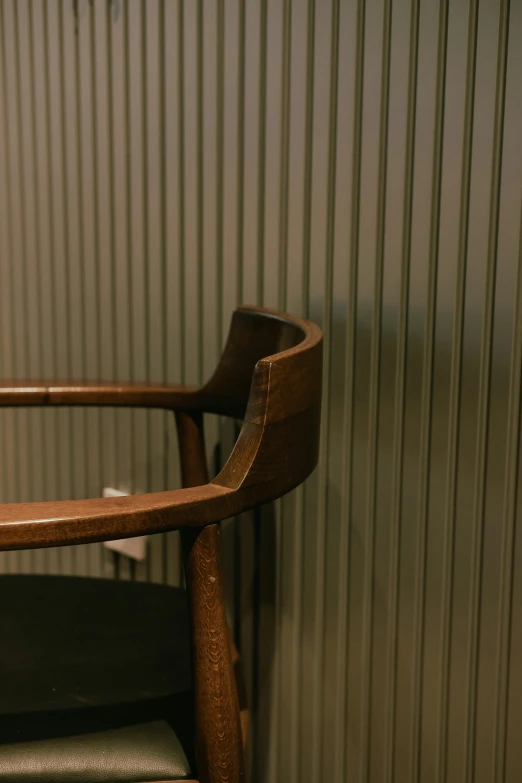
[{"left": 0, "top": 305, "right": 322, "bottom": 783}]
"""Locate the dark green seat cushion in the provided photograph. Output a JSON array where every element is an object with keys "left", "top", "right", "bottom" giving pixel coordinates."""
[{"left": 0, "top": 574, "right": 195, "bottom": 781}]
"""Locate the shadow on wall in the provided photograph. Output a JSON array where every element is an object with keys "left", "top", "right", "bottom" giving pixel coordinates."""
[{"left": 229, "top": 299, "right": 520, "bottom": 780}]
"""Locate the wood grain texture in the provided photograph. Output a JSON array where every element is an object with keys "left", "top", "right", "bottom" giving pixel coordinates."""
[
  {"left": 176, "top": 411, "right": 245, "bottom": 783},
  {"left": 183, "top": 522, "right": 244, "bottom": 783},
  {"left": 0, "top": 307, "right": 322, "bottom": 551},
  {"left": 0, "top": 381, "right": 199, "bottom": 408},
  {"left": 0, "top": 483, "right": 235, "bottom": 550}
]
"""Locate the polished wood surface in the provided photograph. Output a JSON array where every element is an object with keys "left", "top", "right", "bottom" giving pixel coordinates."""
[
  {"left": 182, "top": 522, "right": 244, "bottom": 783},
  {"left": 0, "top": 307, "right": 319, "bottom": 419},
  {"left": 0, "top": 306, "right": 322, "bottom": 551},
  {"left": 0, "top": 380, "right": 198, "bottom": 408},
  {"left": 0, "top": 306, "right": 322, "bottom": 783},
  {"left": 176, "top": 410, "right": 245, "bottom": 783}
]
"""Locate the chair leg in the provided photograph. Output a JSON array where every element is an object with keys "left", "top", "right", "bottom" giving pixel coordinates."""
[
  {"left": 182, "top": 523, "right": 246, "bottom": 783},
  {"left": 176, "top": 411, "right": 246, "bottom": 783}
]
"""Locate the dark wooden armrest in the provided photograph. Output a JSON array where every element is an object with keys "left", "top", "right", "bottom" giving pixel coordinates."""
[
  {"left": 0, "top": 307, "right": 323, "bottom": 558},
  {"left": 0, "top": 381, "right": 200, "bottom": 409},
  {"left": 0, "top": 483, "right": 237, "bottom": 551}
]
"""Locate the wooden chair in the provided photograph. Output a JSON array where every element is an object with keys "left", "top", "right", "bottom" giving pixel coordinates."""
[{"left": 0, "top": 305, "right": 322, "bottom": 783}]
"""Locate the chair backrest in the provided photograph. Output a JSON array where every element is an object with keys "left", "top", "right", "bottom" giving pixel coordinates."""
[
  {"left": 205, "top": 306, "right": 322, "bottom": 502},
  {"left": 199, "top": 306, "right": 314, "bottom": 417}
]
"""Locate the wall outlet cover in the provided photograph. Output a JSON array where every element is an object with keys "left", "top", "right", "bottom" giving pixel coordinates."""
[{"left": 103, "top": 487, "right": 148, "bottom": 561}]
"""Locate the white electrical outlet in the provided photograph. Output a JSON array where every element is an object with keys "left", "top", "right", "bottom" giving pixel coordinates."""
[{"left": 103, "top": 487, "right": 148, "bottom": 561}]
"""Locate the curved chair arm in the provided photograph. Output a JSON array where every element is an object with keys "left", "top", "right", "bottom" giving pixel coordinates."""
[
  {"left": 0, "top": 305, "right": 322, "bottom": 554},
  {"left": 0, "top": 381, "right": 200, "bottom": 409},
  {"left": 0, "top": 483, "right": 237, "bottom": 551},
  {"left": 0, "top": 306, "right": 321, "bottom": 419},
  {"left": 0, "top": 400, "right": 318, "bottom": 550}
]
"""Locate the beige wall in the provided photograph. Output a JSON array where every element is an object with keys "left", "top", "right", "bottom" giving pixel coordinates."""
[{"left": 1, "top": 1, "right": 521, "bottom": 781}]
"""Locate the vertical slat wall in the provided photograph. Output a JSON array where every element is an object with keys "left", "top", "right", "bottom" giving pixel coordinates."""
[{"left": 0, "top": 1, "right": 521, "bottom": 781}]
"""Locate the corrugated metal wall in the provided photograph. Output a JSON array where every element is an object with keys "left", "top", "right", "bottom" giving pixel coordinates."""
[{"left": 0, "top": 1, "right": 521, "bottom": 781}]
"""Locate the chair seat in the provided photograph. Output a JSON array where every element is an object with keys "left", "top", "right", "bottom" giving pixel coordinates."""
[{"left": 0, "top": 574, "right": 195, "bottom": 782}]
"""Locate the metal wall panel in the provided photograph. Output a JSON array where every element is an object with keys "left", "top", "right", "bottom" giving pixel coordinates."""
[{"left": 0, "top": 1, "right": 521, "bottom": 781}]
